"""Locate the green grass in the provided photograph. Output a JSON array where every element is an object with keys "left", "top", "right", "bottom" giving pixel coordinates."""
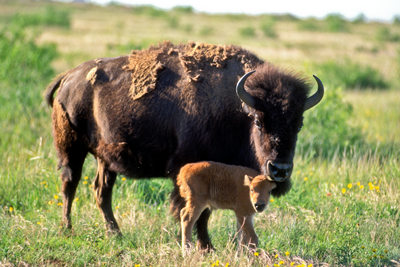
[{"left": 0, "top": 1, "right": 400, "bottom": 266}]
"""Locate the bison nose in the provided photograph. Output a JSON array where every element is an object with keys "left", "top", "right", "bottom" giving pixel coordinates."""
[
  {"left": 254, "top": 203, "right": 266, "bottom": 212},
  {"left": 266, "top": 161, "right": 293, "bottom": 182}
]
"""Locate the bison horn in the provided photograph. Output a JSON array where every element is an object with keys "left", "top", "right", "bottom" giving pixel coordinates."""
[
  {"left": 236, "top": 70, "right": 256, "bottom": 109},
  {"left": 304, "top": 75, "right": 324, "bottom": 111}
]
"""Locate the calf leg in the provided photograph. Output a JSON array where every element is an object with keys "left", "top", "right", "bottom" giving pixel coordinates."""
[
  {"left": 195, "top": 208, "right": 214, "bottom": 251},
  {"left": 93, "top": 158, "right": 120, "bottom": 234},
  {"left": 236, "top": 215, "right": 258, "bottom": 250},
  {"left": 180, "top": 202, "right": 204, "bottom": 255}
]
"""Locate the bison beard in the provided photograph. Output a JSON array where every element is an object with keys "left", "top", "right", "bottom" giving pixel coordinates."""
[{"left": 45, "top": 41, "right": 323, "bottom": 249}]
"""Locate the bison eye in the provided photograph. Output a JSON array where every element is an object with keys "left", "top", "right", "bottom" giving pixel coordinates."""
[
  {"left": 298, "top": 122, "right": 304, "bottom": 132},
  {"left": 254, "top": 119, "right": 262, "bottom": 130}
]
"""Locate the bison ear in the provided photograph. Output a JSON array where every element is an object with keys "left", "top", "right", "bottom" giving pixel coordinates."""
[
  {"left": 244, "top": 175, "right": 253, "bottom": 187},
  {"left": 271, "top": 182, "right": 277, "bottom": 190}
]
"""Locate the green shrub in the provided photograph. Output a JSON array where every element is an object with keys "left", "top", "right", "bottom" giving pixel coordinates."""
[
  {"left": 10, "top": 6, "right": 70, "bottom": 28},
  {"left": 325, "top": 13, "right": 348, "bottom": 32},
  {"left": 167, "top": 16, "right": 179, "bottom": 28},
  {"left": 352, "top": 13, "right": 367, "bottom": 24},
  {"left": 393, "top": 15, "right": 400, "bottom": 25},
  {"left": 182, "top": 24, "right": 193, "bottom": 33},
  {"left": 260, "top": 18, "right": 277, "bottom": 38},
  {"left": 316, "top": 59, "right": 388, "bottom": 89},
  {"left": 298, "top": 18, "right": 321, "bottom": 31},
  {"left": 171, "top": 5, "right": 194, "bottom": 14},
  {"left": 298, "top": 87, "right": 362, "bottom": 158},
  {"left": 239, "top": 26, "right": 256, "bottom": 37},
  {"left": 132, "top": 5, "right": 168, "bottom": 18},
  {"left": 376, "top": 27, "right": 400, "bottom": 42},
  {"left": 199, "top": 26, "right": 214, "bottom": 36}
]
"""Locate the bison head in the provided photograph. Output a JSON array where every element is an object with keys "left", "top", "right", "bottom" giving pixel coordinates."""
[{"left": 237, "top": 65, "right": 324, "bottom": 197}]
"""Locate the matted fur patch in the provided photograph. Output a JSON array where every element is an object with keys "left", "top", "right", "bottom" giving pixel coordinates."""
[
  {"left": 123, "top": 41, "right": 259, "bottom": 100},
  {"left": 123, "top": 42, "right": 172, "bottom": 100}
]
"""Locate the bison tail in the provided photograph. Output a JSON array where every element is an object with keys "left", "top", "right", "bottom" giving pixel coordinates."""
[
  {"left": 45, "top": 72, "right": 67, "bottom": 107},
  {"left": 170, "top": 185, "right": 186, "bottom": 221}
]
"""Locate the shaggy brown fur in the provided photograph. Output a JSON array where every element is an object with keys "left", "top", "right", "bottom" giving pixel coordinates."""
[
  {"left": 177, "top": 161, "right": 276, "bottom": 253},
  {"left": 52, "top": 100, "right": 78, "bottom": 170}
]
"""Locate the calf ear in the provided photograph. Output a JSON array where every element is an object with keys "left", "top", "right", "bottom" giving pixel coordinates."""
[{"left": 244, "top": 175, "right": 253, "bottom": 187}]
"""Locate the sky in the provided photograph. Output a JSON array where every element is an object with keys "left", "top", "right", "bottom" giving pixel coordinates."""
[{"left": 85, "top": 0, "right": 400, "bottom": 22}]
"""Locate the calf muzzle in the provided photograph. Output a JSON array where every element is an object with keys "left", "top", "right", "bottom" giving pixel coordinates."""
[{"left": 254, "top": 203, "right": 266, "bottom": 213}]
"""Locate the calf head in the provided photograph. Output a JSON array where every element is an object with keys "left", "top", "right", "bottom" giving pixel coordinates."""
[
  {"left": 237, "top": 64, "right": 324, "bottom": 197},
  {"left": 244, "top": 175, "right": 276, "bottom": 213}
]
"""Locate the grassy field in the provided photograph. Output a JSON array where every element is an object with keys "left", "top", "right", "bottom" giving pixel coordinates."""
[{"left": 0, "top": 1, "right": 400, "bottom": 266}]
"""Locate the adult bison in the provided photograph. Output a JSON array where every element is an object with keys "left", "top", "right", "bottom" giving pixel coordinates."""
[{"left": 45, "top": 41, "right": 323, "bottom": 250}]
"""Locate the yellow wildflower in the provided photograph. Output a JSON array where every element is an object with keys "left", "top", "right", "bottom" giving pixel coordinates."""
[
  {"left": 357, "top": 182, "right": 360, "bottom": 186},
  {"left": 54, "top": 195, "right": 59, "bottom": 200},
  {"left": 254, "top": 252, "right": 259, "bottom": 256},
  {"left": 270, "top": 199, "right": 274, "bottom": 202},
  {"left": 58, "top": 203, "right": 63, "bottom": 206},
  {"left": 225, "top": 264, "right": 229, "bottom": 267},
  {"left": 342, "top": 188, "right": 346, "bottom": 194},
  {"left": 285, "top": 251, "right": 290, "bottom": 256},
  {"left": 84, "top": 176, "right": 88, "bottom": 180},
  {"left": 83, "top": 181, "right": 88, "bottom": 184},
  {"left": 360, "top": 185, "right": 364, "bottom": 189},
  {"left": 347, "top": 183, "right": 352, "bottom": 189},
  {"left": 369, "top": 185, "right": 374, "bottom": 190},
  {"left": 9, "top": 207, "right": 13, "bottom": 212},
  {"left": 122, "top": 177, "right": 126, "bottom": 181},
  {"left": 275, "top": 254, "right": 279, "bottom": 258},
  {"left": 304, "top": 177, "right": 308, "bottom": 181}
]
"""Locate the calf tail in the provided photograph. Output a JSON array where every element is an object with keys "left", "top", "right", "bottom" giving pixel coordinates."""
[
  {"left": 45, "top": 72, "right": 67, "bottom": 107},
  {"left": 170, "top": 184, "right": 186, "bottom": 221}
]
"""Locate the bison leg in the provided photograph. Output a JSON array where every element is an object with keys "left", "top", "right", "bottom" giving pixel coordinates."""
[
  {"left": 195, "top": 208, "right": 214, "bottom": 252},
  {"left": 93, "top": 158, "right": 120, "bottom": 234},
  {"left": 52, "top": 100, "right": 88, "bottom": 229},
  {"left": 60, "top": 157, "right": 86, "bottom": 229}
]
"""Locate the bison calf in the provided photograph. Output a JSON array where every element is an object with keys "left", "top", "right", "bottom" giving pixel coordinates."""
[{"left": 177, "top": 161, "right": 276, "bottom": 253}]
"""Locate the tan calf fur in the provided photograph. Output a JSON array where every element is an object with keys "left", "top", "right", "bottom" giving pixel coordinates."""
[{"left": 177, "top": 161, "right": 276, "bottom": 254}]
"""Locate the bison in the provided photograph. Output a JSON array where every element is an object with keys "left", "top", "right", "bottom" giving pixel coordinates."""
[
  {"left": 177, "top": 161, "right": 276, "bottom": 254},
  {"left": 45, "top": 41, "right": 323, "bottom": 250}
]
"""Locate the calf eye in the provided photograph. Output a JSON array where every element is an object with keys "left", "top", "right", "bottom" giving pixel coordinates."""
[
  {"left": 255, "top": 119, "right": 262, "bottom": 130},
  {"left": 250, "top": 189, "right": 254, "bottom": 193}
]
